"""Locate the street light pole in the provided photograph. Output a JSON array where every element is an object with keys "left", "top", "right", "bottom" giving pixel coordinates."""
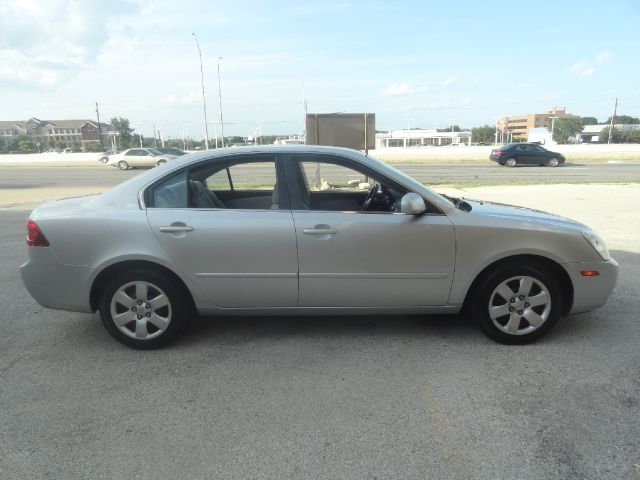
[
  {"left": 549, "top": 116, "right": 558, "bottom": 144},
  {"left": 217, "top": 57, "right": 225, "bottom": 148},
  {"left": 192, "top": 32, "right": 210, "bottom": 150}
]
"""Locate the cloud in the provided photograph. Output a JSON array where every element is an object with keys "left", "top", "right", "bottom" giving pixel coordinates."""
[
  {"left": 567, "top": 51, "right": 612, "bottom": 78},
  {"left": 569, "top": 61, "right": 596, "bottom": 77},
  {"left": 382, "top": 83, "right": 414, "bottom": 96},
  {"left": 161, "top": 91, "right": 201, "bottom": 106},
  {"left": 442, "top": 75, "right": 462, "bottom": 86},
  {"left": 0, "top": 0, "right": 139, "bottom": 89},
  {"left": 381, "top": 83, "right": 429, "bottom": 96}
]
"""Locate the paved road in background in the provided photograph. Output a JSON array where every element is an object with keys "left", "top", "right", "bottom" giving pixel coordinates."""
[{"left": 2, "top": 162, "right": 640, "bottom": 191}]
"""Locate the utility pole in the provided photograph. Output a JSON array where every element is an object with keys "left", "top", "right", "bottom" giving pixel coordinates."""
[
  {"left": 95, "top": 102, "right": 104, "bottom": 151},
  {"left": 217, "top": 57, "right": 225, "bottom": 148},
  {"left": 608, "top": 97, "right": 618, "bottom": 144},
  {"left": 152, "top": 124, "right": 157, "bottom": 148},
  {"left": 192, "top": 33, "right": 210, "bottom": 150}
]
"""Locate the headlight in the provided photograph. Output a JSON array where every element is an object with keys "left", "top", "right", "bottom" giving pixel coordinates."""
[{"left": 582, "top": 230, "right": 609, "bottom": 261}]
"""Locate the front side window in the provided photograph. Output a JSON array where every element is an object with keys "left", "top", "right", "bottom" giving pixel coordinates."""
[{"left": 292, "top": 157, "right": 407, "bottom": 213}]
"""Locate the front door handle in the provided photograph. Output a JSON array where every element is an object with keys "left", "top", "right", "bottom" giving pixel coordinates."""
[
  {"left": 303, "top": 224, "right": 337, "bottom": 236},
  {"left": 303, "top": 228, "right": 337, "bottom": 235}
]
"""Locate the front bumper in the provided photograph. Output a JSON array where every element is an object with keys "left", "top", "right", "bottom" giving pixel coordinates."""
[
  {"left": 564, "top": 258, "right": 618, "bottom": 314},
  {"left": 20, "top": 247, "right": 95, "bottom": 313}
]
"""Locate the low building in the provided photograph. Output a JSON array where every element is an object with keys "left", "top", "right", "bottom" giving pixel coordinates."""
[
  {"left": 376, "top": 128, "right": 471, "bottom": 148},
  {"left": 498, "top": 107, "right": 567, "bottom": 142},
  {"left": 0, "top": 117, "right": 114, "bottom": 151},
  {"left": 527, "top": 127, "right": 554, "bottom": 145},
  {"left": 580, "top": 124, "right": 640, "bottom": 143}
]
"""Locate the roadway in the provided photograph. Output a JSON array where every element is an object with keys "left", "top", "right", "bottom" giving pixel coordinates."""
[{"left": 1, "top": 161, "right": 640, "bottom": 191}]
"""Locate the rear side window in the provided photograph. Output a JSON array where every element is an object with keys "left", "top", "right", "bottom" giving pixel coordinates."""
[{"left": 151, "top": 171, "right": 187, "bottom": 208}]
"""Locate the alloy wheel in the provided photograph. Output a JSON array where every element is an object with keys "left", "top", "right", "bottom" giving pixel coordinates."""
[
  {"left": 488, "top": 275, "right": 551, "bottom": 335},
  {"left": 109, "top": 281, "right": 172, "bottom": 340}
]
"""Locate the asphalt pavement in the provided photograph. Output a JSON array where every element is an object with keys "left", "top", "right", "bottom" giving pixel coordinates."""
[
  {"left": 1, "top": 180, "right": 639, "bottom": 479},
  {"left": 2, "top": 161, "right": 640, "bottom": 193}
]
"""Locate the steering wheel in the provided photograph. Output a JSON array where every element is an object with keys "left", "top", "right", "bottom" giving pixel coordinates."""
[{"left": 361, "top": 182, "right": 379, "bottom": 211}]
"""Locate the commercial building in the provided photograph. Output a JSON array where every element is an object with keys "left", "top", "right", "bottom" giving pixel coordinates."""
[
  {"left": 376, "top": 128, "right": 471, "bottom": 148},
  {"left": 497, "top": 107, "right": 567, "bottom": 142},
  {"left": 0, "top": 117, "right": 114, "bottom": 150}
]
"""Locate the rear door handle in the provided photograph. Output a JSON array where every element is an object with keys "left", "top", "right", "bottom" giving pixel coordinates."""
[{"left": 159, "top": 225, "right": 194, "bottom": 233}]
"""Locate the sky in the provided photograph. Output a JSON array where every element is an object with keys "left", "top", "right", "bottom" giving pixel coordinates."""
[{"left": 1, "top": 0, "right": 640, "bottom": 139}]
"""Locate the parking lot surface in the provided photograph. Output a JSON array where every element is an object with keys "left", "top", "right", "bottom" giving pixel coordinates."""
[{"left": 1, "top": 182, "right": 639, "bottom": 480}]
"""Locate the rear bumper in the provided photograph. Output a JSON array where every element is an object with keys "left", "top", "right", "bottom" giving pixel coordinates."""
[
  {"left": 565, "top": 258, "right": 618, "bottom": 314},
  {"left": 20, "top": 247, "right": 94, "bottom": 313}
]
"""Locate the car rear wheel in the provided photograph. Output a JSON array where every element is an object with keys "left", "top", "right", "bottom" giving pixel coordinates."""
[
  {"left": 156, "top": 159, "right": 167, "bottom": 166},
  {"left": 99, "top": 269, "right": 192, "bottom": 349},
  {"left": 547, "top": 157, "right": 560, "bottom": 167},
  {"left": 117, "top": 160, "right": 129, "bottom": 170},
  {"left": 505, "top": 157, "right": 517, "bottom": 167},
  {"left": 470, "top": 263, "right": 562, "bottom": 344}
]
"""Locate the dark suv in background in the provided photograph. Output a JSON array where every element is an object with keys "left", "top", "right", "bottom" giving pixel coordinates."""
[
  {"left": 156, "top": 147, "right": 187, "bottom": 156},
  {"left": 490, "top": 143, "right": 565, "bottom": 167}
]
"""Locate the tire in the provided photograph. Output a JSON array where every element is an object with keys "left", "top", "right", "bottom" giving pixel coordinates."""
[
  {"left": 100, "top": 156, "right": 108, "bottom": 163},
  {"left": 118, "top": 160, "right": 129, "bottom": 170},
  {"left": 547, "top": 157, "right": 560, "bottom": 167},
  {"left": 156, "top": 159, "right": 167, "bottom": 166},
  {"left": 99, "top": 269, "right": 193, "bottom": 349},
  {"left": 505, "top": 157, "right": 517, "bottom": 167},
  {"left": 469, "top": 263, "right": 562, "bottom": 344}
]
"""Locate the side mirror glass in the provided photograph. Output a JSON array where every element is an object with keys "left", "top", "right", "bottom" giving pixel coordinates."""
[{"left": 400, "top": 192, "right": 426, "bottom": 215}]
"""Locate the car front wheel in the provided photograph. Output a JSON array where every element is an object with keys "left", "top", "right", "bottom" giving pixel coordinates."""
[
  {"left": 547, "top": 157, "right": 560, "bottom": 167},
  {"left": 99, "top": 269, "right": 192, "bottom": 349},
  {"left": 117, "top": 160, "right": 129, "bottom": 170},
  {"left": 505, "top": 157, "right": 517, "bottom": 167},
  {"left": 470, "top": 263, "right": 562, "bottom": 344}
]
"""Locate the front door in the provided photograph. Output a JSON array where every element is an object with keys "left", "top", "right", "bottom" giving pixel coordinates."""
[{"left": 288, "top": 156, "right": 456, "bottom": 307}]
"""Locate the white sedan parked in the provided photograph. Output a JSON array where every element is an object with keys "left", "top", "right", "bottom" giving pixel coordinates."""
[
  {"left": 107, "top": 148, "right": 177, "bottom": 170},
  {"left": 21, "top": 146, "right": 617, "bottom": 348}
]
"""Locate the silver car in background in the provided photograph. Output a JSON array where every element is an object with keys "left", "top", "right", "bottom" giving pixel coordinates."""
[
  {"left": 21, "top": 146, "right": 617, "bottom": 348},
  {"left": 107, "top": 147, "right": 177, "bottom": 170}
]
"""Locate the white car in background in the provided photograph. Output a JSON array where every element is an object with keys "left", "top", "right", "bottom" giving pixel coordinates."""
[{"left": 107, "top": 148, "right": 177, "bottom": 170}]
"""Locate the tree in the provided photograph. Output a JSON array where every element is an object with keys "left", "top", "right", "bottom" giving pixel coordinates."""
[
  {"left": 110, "top": 117, "right": 135, "bottom": 149},
  {"left": 599, "top": 127, "right": 640, "bottom": 143},
  {"left": 85, "top": 142, "right": 103, "bottom": 152},
  {"left": 471, "top": 125, "right": 496, "bottom": 144},
  {"left": 605, "top": 115, "right": 640, "bottom": 125},
  {"left": 553, "top": 115, "right": 584, "bottom": 144},
  {"left": 580, "top": 116, "right": 599, "bottom": 125},
  {"left": 598, "top": 127, "right": 621, "bottom": 143},
  {"left": 17, "top": 139, "right": 36, "bottom": 152}
]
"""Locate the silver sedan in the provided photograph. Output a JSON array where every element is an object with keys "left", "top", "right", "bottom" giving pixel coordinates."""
[{"left": 21, "top": 146, "right": 618, "bottom": 348}]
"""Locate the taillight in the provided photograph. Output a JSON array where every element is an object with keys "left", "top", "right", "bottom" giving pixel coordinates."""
[
  {"left": 27, "top": 220, "right": 49, "bottom": 247},
  {"left": 495, "top": 150, "right": 504, "bottom": 156}
]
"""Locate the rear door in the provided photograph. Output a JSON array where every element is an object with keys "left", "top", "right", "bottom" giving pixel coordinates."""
[{"left": 145, "top": 154, "right": 298, "bottom": 307}]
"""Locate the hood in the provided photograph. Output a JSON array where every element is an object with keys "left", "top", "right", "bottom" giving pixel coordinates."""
[{"left": 463, "top": 198, "right": 586, "bottom": 231}]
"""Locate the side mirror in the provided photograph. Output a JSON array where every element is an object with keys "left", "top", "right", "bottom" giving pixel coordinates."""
[{"left": 400, "top": 192, "right": 426, "bottom": 215}]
